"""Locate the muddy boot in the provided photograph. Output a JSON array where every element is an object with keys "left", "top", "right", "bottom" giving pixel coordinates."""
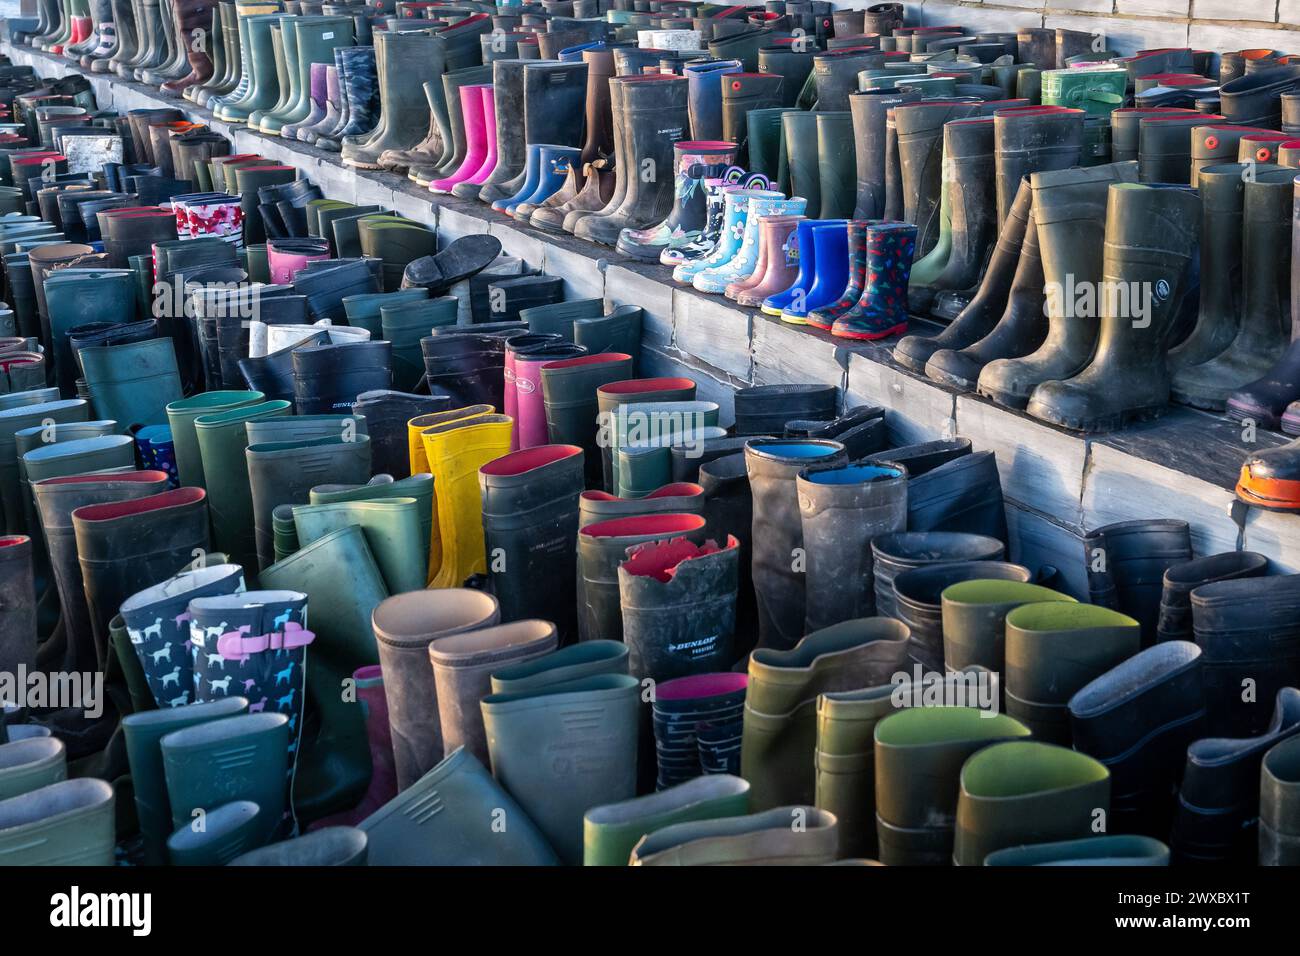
[
  {"left": 342, "top": 31, "right": 443, "bottom": 170},
  {"left": 159, "top": 0, "right": 217, "bottom": 96},
  {"left": 616, "top": 141, "right": 737, "bottom": 262},
  {"left": 1028, "top": 182, "right": 1201, "bottom": 431},
  {"left": 978, "top": 161, "right": 1139, "bottom": 409},
  {"left": 992, "top": 105, "right": 1085, "bottom": 230},
  {"left": 848, "top": 89, "right": 900, "bottom": 220}
]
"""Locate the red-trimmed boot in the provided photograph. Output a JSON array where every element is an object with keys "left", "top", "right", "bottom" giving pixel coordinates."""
[{"left": 831, "top": 222, "right": 917, "bottom": 340}]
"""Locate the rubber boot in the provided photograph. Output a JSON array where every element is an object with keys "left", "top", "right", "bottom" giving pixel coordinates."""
[
  {"left": 537, "top": 352, "right": 632, "bottom": 486},
  {"left": 580, "top": 483, "right": 705, "bottom": 529},
  {"left": 686, "top": 59, "right": 742, "bottom": 139},
  {"left": 164, "top": 800, "right": 264, "bottom": 865},
  {"left": 697, "top": 194, "right": 805, "bottom": 294},
  {"left": 431, "top": 85, "right": 496, "bottom": 194},
  {"left": 186, "top": 0, "right": 229, "bottom": 103},
  {"left": 247, "top": 16, "right": 296, "bottom": 130},
  {"left": 1219, "top": 65, "right": 1300, "bottom": 128},
  {"left": 340, "top": 31, "right": 439, "bottom": 168},
  {"left": 992, "top": 106, "right": 1085, "bottom": 230},
  {"left": 481, "top": 673, "right": 639, "bottom": 864},
  {"left": 1155, "top": 552, "right": 1268, "bottom": 645},
  {"left": 595, "top": 378, "right": 697, "bottom": 491},
  {"left": 629, "top": 804, "right": 837, "bottom": 865},
  {"left": 159, "top": 0, "right": 217, "bottom": 95},
  {"left": 1084, "top": 518, "right": 1192, "bottom": 648},
  {"left": 490, "top": 640, "right": 628, "bottom": 696},
  {"left": 778, "top": 220, "right": 851, "bottom": 325},
  {"left": 447, "top": 59, "right": 524, "bottom": 198},
  {"left": 484, "top": 61, "right": 588, "bottom": 203},
  {"left": 349, "top": 390, "right": 448, "bottom": 480},
  {"left": 978, "top": 161, "right": 1140, "bottom": 409},
  {"left": 940, "top": 579, "right": 1076, "bottom": 674},
  {"left": 616, "top": 141, "right": 737, "bottom": 261},
  {"left": 1028, "top": 182, "right": 1202, "bottom": 432},
  {"left": 414, "top": 65, "right": 492, "bottom": 183},
  {"left": 1068, "top": 641, "right": 1205, "bottom": 839},
  {"left": 0, "top": 778, "right": 116, "bottom": 865},
  {"left": 779, "top": 110, "right": 820, "bottom": 219},
  {"left": 1261, "top": 734, "right": 1300, "bottom": 865},
  {"left": 796, "top": 462, "right": 907, "bottom": 632},
  {"left": 584, "top": 774, "right": 750, "bottom": 866},
  {"left": 1004, "top": 602, "right": 1141, "bottom": 743},
  {"left": 828, "top": 222, "right": 917, "bottom": 340},
  {"left": 745, "top": 439, "right": 847, "bottom": 652},
  {"left": 896, "top": 100, "right": 982, "bottom": 257},
  {"left": 427, "top": 619, "right": 558, "bottom": 768},
  {"left": 676, "top": 188, "right": 773, "bottom": 286},
  {"left": 892, "top": 559, "right": 1030, "bottom": 670},
  {"left": 1172, "top": 688, "right": 1300, "bottom": 864},
  {"left": 813, "top": 682, "right": 899, "bottom": 860},
  {"left": 214, "top": 12, "right": 283, "bottom": 123},
  {"left": 358, "top": 746, "right": 557, "bottom": 865},
  {"left": 0, "top": 737, "right": 66, "bottom": 802},
  {"left": 742, "top": 618, "right": 910, "bottom": 810},
  {"left": 421, "top": 332, "right": 509, "bottom": 414},
  {"left": 317, "top": 44, "right": 378, "bottom": 151},
  {"left": 119, "top": 562, "right": 245, "bottom": 710},
  {"left": 953, "top": 740, "right": 1110, "bottom": 865},
  {"left": 162, "top": 391, "right": 262, "bottom": 489},
  {"left": 0, "top": 535, "right": 35, "bottom": 678},
  {"left": 985, "top": 835, "right": 1169, "bottom": 866},
  {"left": 717, "top": 73, "right": 783, "bottom": 169},
  {"left": 579, "top": 76, "right": 689, "bottom": 246},
  {"left": 875, "top": 707, "right": 1032, "bottom": 866},
  {"left": 848, "top": 89, "right": 894, "bottom": 220}
]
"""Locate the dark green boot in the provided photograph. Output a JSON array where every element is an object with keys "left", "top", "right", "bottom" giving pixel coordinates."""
[{"left": 165, "top": 390, "right": 265, "bottom": 488}]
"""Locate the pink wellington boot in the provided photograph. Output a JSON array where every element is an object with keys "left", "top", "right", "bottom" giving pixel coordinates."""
[
  {"left": 514, "top": 343, "right": 587, "bottom": 449},
  {"left": 308, "top": 665, "right": 398, "bottom": 829},
  {"left": 430, "top": 84, "right": 495, "bottom": 195}
]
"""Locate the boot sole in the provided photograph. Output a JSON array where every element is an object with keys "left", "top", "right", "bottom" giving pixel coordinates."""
[
  {"left": 925, "top": 366, "right": 977, "bottom": 391},
  {"left": 1026, "top": 400, "right": 1165, "bottom": 433},
  {"left": 976, "top": 385, "right": 1031, "bottom": 410},
  {"left": 832, "top": 323, "right": 907, "bottom": 341},
  {"left": 1169, "top": 388, "right": 1228, "bottom": 412}
]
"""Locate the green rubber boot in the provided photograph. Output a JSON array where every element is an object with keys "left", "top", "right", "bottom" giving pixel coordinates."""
[
  {"left": 309, "top": 473, "right": 434, "bottom": 573},
  {"left": 248, "top": 15, "right": 295, "bottom": 131},
  {"left": 0, "top": 397, "right": 88, "bottom": 532},
  {"left": 258, "top": 526, "right": 387, "bottom": 825},
  {"left": 954, "top": 740, "right": 1110, "bottom": 865},
  {"left": 584, "top": 774, "right": 750, "bottom": 866},
  {"left": 166, "top": 800, "right": 263, "bottom": 866},
  {"left": 0, "top": 736, "right": 67, "bottom": 801},
  {"left": 80, "top": 337, "right": 183, "bottom": 433},
  {"left": 192, "top": 398, "right": 292, "bottom": 571},
  {"left": 540, "top": 353, "right": 635, "bottom": 489},
  {"left": 940, "top": 579, "right": 1076, "bottom": 673},
  {"left": 214, "top": 12, "right": 284, "bottom": 123},
  {"left": 813, "top": 684, "right": 897, "bottom": 860},
  {"left": 489, "top": 639, "right": 630, "bottom": 695},
  {"left": 229, "top": 826, "right": 368, "bottom": 865},
  {"left": 874, "top": 706, "right": 1032, "bottom": 865},
  {"left": 482, "top": 674, "right": 640, "bottom": 865},
  {"left": 342, "top": 288, "right": 428, "bottom": 338},
  {"left": 291, "top": 498, "right": 424, "bottom": 595},
  {"left": 573, "top": 306, "right": 643, "bottom": 373},
  {"left": 359, "top": 747, "right": 559, "bottom": 865},
  {"left": 596, "top": 378, "right": 697, "bottom": 492},
  {"left": 0, "top": 778, "right": 116, "bottom": 865},
  {"left": 1004, "top": 603, "right": 1141, "bottom": 743},
  {"left": 261, "top": 16, "right": 354, "bottom": 134},
  {"left": 782, "top": 110, "right": 820, "bottom": 218},
  {"left": 380, "top": 296, "right": 456, "bottom": 390},
  {"left": 165, "top": 390, "right": 265, "bottom": 488},
  {"left": 629, "top": 805, "right": 839, "bottom": 865}
]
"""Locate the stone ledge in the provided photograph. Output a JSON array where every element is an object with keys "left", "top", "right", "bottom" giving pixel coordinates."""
[{"left": 9, "top": 38, "right": 1300, "bottom": 575}]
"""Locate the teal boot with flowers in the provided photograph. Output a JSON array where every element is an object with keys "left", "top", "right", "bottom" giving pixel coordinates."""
[{"left": 831, "top": 222, "right": 917, "bottom": 341}]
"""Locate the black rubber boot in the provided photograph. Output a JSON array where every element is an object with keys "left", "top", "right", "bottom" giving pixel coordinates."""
[
  {"left": 720, "top": 72, "right": 784, "bottom": 168},
  {"left": 899, "top": 177, "right": 1032, "bottom": 374},
  {"left": 352, "top": 389, "right": 452, "bottom": 479},
  {"left": 1138, "top": 113, "right": 1221, "bottom": 185},
  {"left": 481, "top": 445, "right": 584, "bottom": 643},
  {"left": 1218, "top": 65, "right": 1300, "bottom": 128},
  {"left": 734, "top": 384, "right": 837, "bottom": 436},
  {"left": 291, "top": 341, "right": 392, "bottom": 414},
  {"left": 421, "top": 334, "right": 509, "bottom": 411},
  {"left": 745, "top": 439, "right": 847, "bottom": 651},
  {"left": 1157, "top": 551, "right": 1269, "bottom": 644},
  {"left": 993, "top": 106, "right": 1085, "bottom": 230},
  {"left": 400, "top": 234, "right": 503, "bottom": 294},
  {"left": 1172, "top": 168, "right": 1294, "bottom": 411},
  {"left": 895, "top": 559, "right": 1031, "bottom": 672},
  {"left": 342, "top": 31, "right": 444, "bottom": 170},
  {"left": 848, "top": 89, "right": 899, "bottom": 220},
  {"left": 577, "top": 75, "right": 689, "bottom": 247},
  {"left": 1084, "top": 518, "right": 1192, "bottom": 648},
  {"left": 1028, "top": 182, "right": 1202, "bottom": 432},
  {"left": 896, "top": 99, "right": 981, "bottom": 257},
  {"left": 815, "top": 110, "right": 855, "bottom": 219},
  {"left": 757, "top": 46, "right": 811, "bottom": 110},
  {"left": 903, "top": 449, "right": 1008, "bottom": 541},
  {"left": 1171, "top": 688, "right": 1300, "bottom": 864},
  {"left": 811, "top": 49, "right": 881, "bottom": 111},
  {"left": 979, "top": 161, "right": 1140, "bottom": 410},
  {"left": 237, "top": 330, "right": 328, "bottom": 402},
  {"left": 1167, "top": 163, "right": 1249, "bottom": 382},
  {"left": 1069, "top": 641, "right": 1207, "bottom": 839},
  {"left": 482, "top": 60, "right": 588, "bottom": 204}
]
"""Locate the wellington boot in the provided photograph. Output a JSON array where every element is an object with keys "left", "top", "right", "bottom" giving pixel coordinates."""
[
  {"left": 359, "top": 745, "right": 557, "bottom": 865},
  {"left": 940, "top": 579, "right": 1076, "bottom": 673},
  {"left": 540, "top": 353, "right": 634, "bottom": 487},
  {"left": 992, "top": 105, "right": 1085, "bottom": 230},
  {"left": 255, "top": 532, "right": 385, "bottom": 824},
  {"left": 482, "top": 61, "right": 588, "bottom": 203},
  {"left": 986, "top": 834, "right": 1170, "bottom": 865},
  {"left": 421, "top": 414, "right": 512, "bottom": 589},
  {"left": 245, "top": 434, "right": 371, "bottom": 570},
  {"left": 351, "top": 390, "right": 450, "bottom": 480},
  {"left": 813, "top": 683, "right": 896, "bottom": 859},
  {"left": 781, "top": 110, "right": 819, "bottom": 217},
  {"left": 166, "top": 800, "right": 263, "bottom": 865},
  {"left": 796, "top": 463, "right": 906, "bottom": 631},
  {"left": 449, "top": 59, "right": 524, "bottom": 198},
  {"left": 482, "top": 673, "right": 640, "bottom": 864},
  {"left": 159, "top": 0, "right": 218, "bottom": 95},
  {"left": 874, "top": 707, "right": 1031, "bottom": 865},
  {"left": 72, "top": 487, "right": 209, "bottom": 672},
  {"left": 290, "top": 499, "right": 422, "bottom": 595},
  {"left": 412, "top": 65, "right": 491, "bottom": 182},
  {"left": 299, "top": 665, "right": 392, "bottom": 832},
  {"left": 316, "top": 45, "right": 379, "bottom": 150},
  {"left": 630, "top": 804, "right": 837, "bottom": 865},
  {"left": 0, "top": 397, "right": 89, "bottom": 533},
  {"left": 80, "top": 337, "right": 183, "bottom": 433},
  {"left": 1261, "top": 734, "right": 1300, "bottom": 865},
  {"left": 32, "top": 471, "right": 168, "bottom": 681},
  {"left": 870, "top": 528, "right": 1004, "bottom": 619},
  {"left": 848, "top": 89, "right": 900, "bottom": 220},
  {"left": 165, "top": 391, "right": 264, "bottom": 489},
  {"left": 579, "top": 76, "right": 690, "bottom": 247},
  {"left": 585, "top": 774, "right": 750, "bottom": 866},
  {"left": 893, "top": 560, "right": 1031, "bottom": 671},
  {"left": 814, "top": 111, "right": 855, "bottom": 219},
  {"left": 1003, "top": 602, "right": 1141, "bottom": 743},
  {"left": 1172, "top": 688, "right": 1300, "bottom": 864},
  {"left": 0, "top": 535, "right": 35, "bottom": 678},
  {"left": 479, "top": 445, "right": 583, "bottom": 637},
  {"left": 896, "top": 99, "right": 982, "bottom": 257},
  {"left": 1190, "top": 575, "right": 1300, "bottom": 737},
  {"left": 579, "top": 483, "right": 705, "bottom": 529},
  {"left": 742, "top": 618, "right": 910, "bottom": 810},
  {"left": 1175, "top": 170, "right": 1295, "bottom": 411},
  {"left": 342, "top": 32, "right": 442, "bottom": 169},
  {"left": 746, "top": 439, "right": 847, "bottom": 651},
  {"left": 1219, "top": 65, "right": 1300, "bottom": 128},
  {"left": 213, "top": 13, "right": 283, "bottom": 123},
  {"left": 420, "top": 334, "right": 510, "bottom": 412},
  {"left": 716, "top": 73, "right": 783, "bottom": 171},
  {"left": 812, "top": 49, "right": 881, "bottom": 111},
  {"left": 608, "top": 399, "right": 720, "bottom": 498},
  {"left": 490, "top": 640, "right": 628, "bottom": 695},
  {"left": 192, "top": 398, "right": 291, "bottom": 570},
  {"left": 686, "top": 59, "right": 742, "bottom": 139},
  {"left": 978, "top": 161, "right": 1139, "bottom": 409},
  {"left": 160, "top": 711, "right": 289, "bottom": 844},
  {"left": 1028, "top": 182, "right": 1201, "bottom": 432},
  {"left": 291, "top": 341, "right": 391, "bottom": 415},
  {"left": 1157, "top": 551, "right": 1269, "bottom": 644},
  {"left": 427, "top": 619, "right": 558, "bottom": 766},
  {"left": 595, "top": 377, "right": 697, "bottom": 491},
  {"left": 0, "top": 737, "right": 66, "bottom": 802},
  {"left": 119, "top": 562, "right": 245, "bottom": 709},
  {"left": 1069, "top": 641, "right": 1206, "bottom": 838},
  {"left": 616, "top": 141, "right": 737, "bottom": 261},
  {"left": 730, "top": 215, "right": 804, "bottom": 306},
  {"left": 1138, "top": 113, "right": 1222, "bottom": 184},
  {"left": 268, "top": 16, "right": 353, "bottom": 134},
  {"left": 1084, "top": 518, "right": 1192, "bottom": 646},
  {"left": 0, "top": 777, "right": 115, "bottom": 865},
  {"left": 953, "top": 740, "right": 1110, "bottom": 865},
  {"left": 577, "top": 513, "right": 708, "bottom": 644},
  {"left": 618, "top": 534, "right": 740, "bottom": 680},
  {"left": 371, "top": 588, "right": 499, "bottom": 790}
]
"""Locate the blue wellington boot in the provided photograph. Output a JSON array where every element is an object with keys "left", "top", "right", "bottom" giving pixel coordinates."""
[{"left": 779, "top": 220, "right": 848, "bottom": 325}]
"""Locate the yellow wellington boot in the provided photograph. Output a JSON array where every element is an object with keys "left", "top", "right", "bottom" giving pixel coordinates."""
[
  {"left": 422, "top": 414, "right": 514, "bottom": 589},
  {"left": 406, "top": 404, "right": 493, "bottom": 582}
]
